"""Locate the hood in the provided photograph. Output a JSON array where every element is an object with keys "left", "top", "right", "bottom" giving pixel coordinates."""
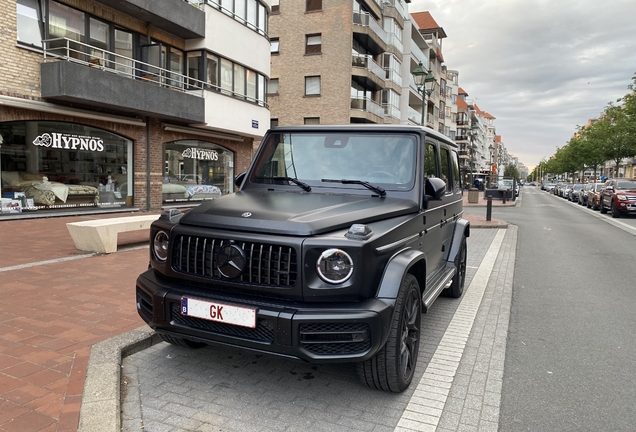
[{"left": 178, "top": 190, "right": 419, "bottom": 236}]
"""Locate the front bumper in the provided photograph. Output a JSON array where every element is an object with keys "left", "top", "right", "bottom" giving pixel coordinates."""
[{"left": 136, "top": 269, "right": 395, "bottom": 363}]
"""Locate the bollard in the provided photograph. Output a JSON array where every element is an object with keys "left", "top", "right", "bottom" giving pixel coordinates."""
[
  {"left": 486, "top": 195, "right": 492, "bottom": 221},
  {"left": 503, "top": 189, "right": 508, "bottom": 204}
]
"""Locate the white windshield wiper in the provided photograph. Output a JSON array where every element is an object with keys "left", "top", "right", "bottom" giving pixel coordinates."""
[
  {"left": 321, "top": 178, "right": 386, "bottom": 197},
  {"left": 256, "top": 176, "right": 312, "bottom": 192}
]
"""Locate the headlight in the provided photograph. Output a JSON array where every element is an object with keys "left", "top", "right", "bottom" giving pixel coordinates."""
[
  {"left": 616, "top": 194, "right": 627, "bottom": 201},
  {"left": 316, "top": 249, "right": 353, "bottom": 284},
  {"left": 153, "top": 230, "right": 170, "bottom": 262}
]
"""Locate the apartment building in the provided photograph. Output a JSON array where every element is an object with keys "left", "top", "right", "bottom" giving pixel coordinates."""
[{"left": 1, "top": 0, "right": 271, "bottom": 217}]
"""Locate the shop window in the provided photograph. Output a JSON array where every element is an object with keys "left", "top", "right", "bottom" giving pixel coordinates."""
[
  {"left": 305, "top": 34, "right": 321, "bottom": 55},
  {"left": 0, "top": 121, "right": 133, "bottom": 213},
  {"left": 163, "top": 141, "right": 235, "bottom": 204}
]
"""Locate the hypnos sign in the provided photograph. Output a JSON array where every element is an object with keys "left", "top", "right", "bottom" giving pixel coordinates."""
[
  {"left": 32, "top": 133, "right": 105, "bottom": 152},
  {"left": 181, "top": 147, "right": 219, "bottom": 161}
]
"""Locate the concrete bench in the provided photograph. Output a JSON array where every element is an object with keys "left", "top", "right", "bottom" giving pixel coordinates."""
[{"left": 66, "top": 214, "right": 160, "bottom": 254}]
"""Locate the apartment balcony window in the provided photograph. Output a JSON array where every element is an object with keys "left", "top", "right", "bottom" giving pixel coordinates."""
[
  {"left": 383, "top": 103, "right": 401, "bottom": 119},
  {"left": 352, "top": 54, "right": 385, "bottom": 81},
  {"left": 207, "top": 0, "right": 269, "bottom": 37},
  {"left": 352, "top": 11, "right": 387, "bottom": 44}
]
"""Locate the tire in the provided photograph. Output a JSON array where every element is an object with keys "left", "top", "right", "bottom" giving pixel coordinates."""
[
  {"left": 357, "top": 274, "right": 421, "bottom": 393},
  {"left": 611, "top": 201, "right": 620, "bottom": 218},
  {"left": 600, "top": 200, "right": 607, "bottom": 214},
  {"left": 446, "top": 236, "right": 467, "bottom": 298},
  {"left": 159, "top": 333, "right": 207, "bottom": 349}
]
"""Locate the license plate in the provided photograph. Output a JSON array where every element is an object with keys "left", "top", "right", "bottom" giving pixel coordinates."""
[{"left": 181, "top": 297, "right": 257, "bottom": 328}]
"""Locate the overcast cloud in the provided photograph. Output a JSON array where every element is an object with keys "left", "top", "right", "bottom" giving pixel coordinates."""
[{"left": 409, "top": 0, "right": 636, "bottom": 169}]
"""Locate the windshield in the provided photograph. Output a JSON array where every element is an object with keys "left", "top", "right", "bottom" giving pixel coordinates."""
[
  {"left": 248, "top": 132, "right": 417, "bottom": 191},
  {"left": 617, "top": 181, "right": 636, "bottom": 190}
]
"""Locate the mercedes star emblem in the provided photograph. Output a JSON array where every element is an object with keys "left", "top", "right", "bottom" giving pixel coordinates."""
[{"left": 216, "top": 244, "right": 246, "bottom": 279}]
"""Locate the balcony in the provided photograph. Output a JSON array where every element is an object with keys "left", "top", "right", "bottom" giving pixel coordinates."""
[
  {"left": 353, "top": 11, "right": 388, "bottom": 55},
  {"left": 408, "top": 106, "right": 423, "bottom": 125},
  {"left": 386, "top": 33, "right": 403, "bottom": 53},
  {"left": 382, "top": 0, "right": 409, "bottom": 20},
  {"left": 385, "top": 68, "right": 402, "bottom": 87},
  {"left": 352, "top": 54, "right": 386, "bottom": 90},
  {"left": 383, "top": 103, "right": 401, "bottom": 120},
  {"left": 455, "top": 135, "right": 469, "bottom": 142},
  {"left": 351, "top": 97, "right": 384, "bottom": 119},
  {"left": 41, "top": 38, "right": 205, "bottom": 123},
  {"left": 96, "top": 0, "right": 205, "bottom": 39}
]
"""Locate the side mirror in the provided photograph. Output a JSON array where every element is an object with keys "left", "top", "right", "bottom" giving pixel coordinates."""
[
  {"left": 234, "top": 172, "right": 246, "bottom": 189},
  {"left": 425, "top": 177, "right": 447, "bottom": 200}
]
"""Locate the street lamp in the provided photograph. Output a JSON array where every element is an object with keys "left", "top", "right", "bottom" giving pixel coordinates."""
[
  {"left": 412, "top": 62, "right": 436, "bottom": 126},
  {"left": 488, "top": 144, "right": 494, "bottom": 187}
]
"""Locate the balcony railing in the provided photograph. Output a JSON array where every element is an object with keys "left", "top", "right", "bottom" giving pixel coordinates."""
[
  {"left": 351, "top": 97, "right": 384, "bottom": 118},
  {"left": 352, "top": 54, "right": 385, "bottom": 81},
  {"left": 382, "top": 0, "right": 408, "bottom": 20},
  {"left": 42, "top": 37, "right": 268, "bottom": 107},
  {"left": 408, "top": 106, "right": 423, "bottom": 125},
  {"left": 353, "top": 11, "right": 388, "bottom": 44},
  {"left": 386, "top": 33, "right": 403, "bottom": 52},
  {"left": 410, "top": 43, "right": 428, "bottom": 68},
  {"left": 383, "top": 103, "right": 401, "bottom": 120},
  {"left": 385, "top": 68, "right": 402, "bottom": 87}
]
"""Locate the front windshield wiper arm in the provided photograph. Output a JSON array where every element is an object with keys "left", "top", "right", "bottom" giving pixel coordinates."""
[
  {"left": 256, "top": 176, "right": 311, "bottom": 192},
  {"left": 322, "top": 179, "right": 386, "bottom": 197}
]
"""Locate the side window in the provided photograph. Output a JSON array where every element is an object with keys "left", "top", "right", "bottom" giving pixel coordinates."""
[
  {"left": 451, "top": 150, "right": 461, "bottom": 193},
  {"left": 424, "top": 143, "right": 437, "bottom": 180},
  {"left": 440, "top": 146, "right": 452, "bottom": 193}
]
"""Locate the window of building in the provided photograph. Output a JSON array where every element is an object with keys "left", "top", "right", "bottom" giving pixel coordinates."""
[
  {"left": 445, "top": 106, "right": 452, "bottom": 118},
  {"left": 306, "top": 0, "right": 322, "bottom": 12},
  {"left": 246, "top": 70, "right": 257, "bottom": 102},
  {"left": 268, "top": 78, "right": 279, "bottom": 94},
  {"left": 270, "top": 38, "right": 280, "bottom": 54},
  {"left": 234, "top": 63, "right": 245, "bottom": 99},
  {"left": 221, "top": 58, "right": 233, "bottom": 95},
  {"left": 206, "top": 53, "right": 219, "bottom": 89},
  {"left": 0, "top": 121, "right": 133, "bottom": 212},
  {"left": 304, "top": 117, "right": 320, "bottom": 125},
  {"left": 271, "top": 0, "right": 280, "bottom": 14},
  {"left": 305, "top": 34, "right": 321, "bottom": 54},
  {"left": 270, "top": 118, "right": 279, "bottom": 128},
  {"left": 16, "top": 0, "right": 43, "bottom": 47},
  {"left": 163, "top": 140, "right": 235, "bottom": 202},
  {"left": 114, "top": 28, "right": 133, "bottom": 75},
  {"left": 47, "top": 1, "right": 86, "bottom": 58},
  {"left": 187, "top": 51, "right": 202, "bottom": 89},
  {"left": 305, "top": 76, "right": 320, "bottom": 96}
]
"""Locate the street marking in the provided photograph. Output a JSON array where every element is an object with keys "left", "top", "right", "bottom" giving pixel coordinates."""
[
  {"left": 398, "top": 229, "right": 506, "bottom": 430},
  {"left": 0, "top": 245, "right": 149, "bottom": 273}
]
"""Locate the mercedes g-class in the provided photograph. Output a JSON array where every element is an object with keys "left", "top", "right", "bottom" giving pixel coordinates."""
[{"left": 136, "top": 125, "right": 469, "bottom": 392}]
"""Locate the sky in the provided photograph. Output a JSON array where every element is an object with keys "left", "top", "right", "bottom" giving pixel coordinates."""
[{"left": 409, "top": 0, "right": 636, "bottom": 170}]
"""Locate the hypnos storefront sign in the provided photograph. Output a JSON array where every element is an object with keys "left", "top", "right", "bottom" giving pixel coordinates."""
[
  {"left": 32, "top": 133, "right": 105, "bottom": 152},
  {"left": 181, "top": 147, "right": 219, "bottom": 161}
]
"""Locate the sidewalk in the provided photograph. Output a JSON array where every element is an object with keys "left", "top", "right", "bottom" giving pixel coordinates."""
[{"left": 0, "top": 206, "right": 510, "bottom": 431}]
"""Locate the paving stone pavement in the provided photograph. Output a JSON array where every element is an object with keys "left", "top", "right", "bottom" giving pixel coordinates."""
[{"left": 120, "top": 227, "right": 516, "bottom": 432}]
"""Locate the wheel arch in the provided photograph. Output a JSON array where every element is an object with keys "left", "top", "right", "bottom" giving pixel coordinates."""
[
  {"left": 376, "top": 248, "right": 426, "bottom": 300},
  {"left": 448, "top": 218, "right": 470, "bottom": 264}
]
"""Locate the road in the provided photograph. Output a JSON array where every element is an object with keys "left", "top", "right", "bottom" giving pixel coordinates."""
[{"left": 491, "top": 186, "right": 636, "bottom": 431}]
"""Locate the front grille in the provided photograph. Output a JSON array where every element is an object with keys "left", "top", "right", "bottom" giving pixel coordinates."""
[
  {"left": 136, "top": 288, "right": 153, "bottom": 321},
  {"left": 170, "top": 304, "right": 274, "bottom": 343},
  {"left": 300, "top": 322, "right": 371, "bottom": 355},
  {"left": 172, "top": 235, "right": 298, "bottom": 287}
]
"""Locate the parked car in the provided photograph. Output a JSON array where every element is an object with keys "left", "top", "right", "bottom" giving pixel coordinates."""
[
  {"left": 578, "top": 184, "right": 592, "bottom": 206},
  {"left": 599, "top": 179, "right": 636, "bottom": 218},
  {"left": 497, "top": 179, "right": 519, "bottom": 197},
  {"left": 136, "top": 125, "right": 469, "bottom": 393},
  {"left": 561, "top": 184, "right": 573, "bottom": 198},
  {"left": 568, "top": 184, "right": 584, "bottom": 202},
  {"left": 586, "top": 183, "right": 606, "bottom": 210}
]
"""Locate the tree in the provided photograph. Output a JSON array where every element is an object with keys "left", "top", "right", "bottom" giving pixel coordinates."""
[{"left": 504, "top": 163, "right": 520, "bottom": 180}]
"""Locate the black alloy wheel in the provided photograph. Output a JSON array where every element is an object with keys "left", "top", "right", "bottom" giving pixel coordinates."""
[
  {"left": 600, "top": 199, "right": 608, "bottom": 213},
  {"left": 446, "top": 236, "right": 467, "bottom": 298},
  {"left": 611, "top": 201, "right": 621, "bottom": 218},
  {"left": 357, "top": 274, "right": 421, "bottom": 393}
]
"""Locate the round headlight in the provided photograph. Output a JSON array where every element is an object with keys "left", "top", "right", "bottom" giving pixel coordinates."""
[
  {"left": 153, "top": 230, "right": 170, "bottom": 262},
  {"left": 316, "top": 249, "right": 353, "bottom": 284}
]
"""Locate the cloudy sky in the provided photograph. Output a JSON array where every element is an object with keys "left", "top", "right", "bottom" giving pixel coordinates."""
[{"left": 409, "top": 0, "right": 636, "bottom": 169}]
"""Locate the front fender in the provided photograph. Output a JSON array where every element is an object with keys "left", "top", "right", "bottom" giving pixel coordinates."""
[
  {"left": 448, "top": 218, "right": 470, "bottom": 264},
  {"left": 376, "top": 248, "right": 426, "bottom": 300}
]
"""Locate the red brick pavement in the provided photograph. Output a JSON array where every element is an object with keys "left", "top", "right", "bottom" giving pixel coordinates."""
[{"left": 0, "top": 213, "right": 157, "bottom": 432}]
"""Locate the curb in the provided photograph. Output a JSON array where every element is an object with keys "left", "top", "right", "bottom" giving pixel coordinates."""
[{"left": 78, "top": 326, "right": 160, "bottom": 432}]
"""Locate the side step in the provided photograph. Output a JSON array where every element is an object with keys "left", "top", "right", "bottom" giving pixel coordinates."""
[{"left": 422, "top": 267, "right": 456, "bottom": 312}]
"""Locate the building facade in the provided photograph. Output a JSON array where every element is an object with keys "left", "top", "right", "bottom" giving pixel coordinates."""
[{"left": 1, "top": 0, "right": 271, "bottom": 217}]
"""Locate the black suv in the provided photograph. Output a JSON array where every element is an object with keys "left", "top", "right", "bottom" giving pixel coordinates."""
[{"left": 136, "top": 125, "right": 470, "bottom": 392}]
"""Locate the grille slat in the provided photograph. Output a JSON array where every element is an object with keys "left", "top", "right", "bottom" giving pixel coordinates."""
[{"left": 173, "top": 235, "right": 297, "bottom": 288}]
